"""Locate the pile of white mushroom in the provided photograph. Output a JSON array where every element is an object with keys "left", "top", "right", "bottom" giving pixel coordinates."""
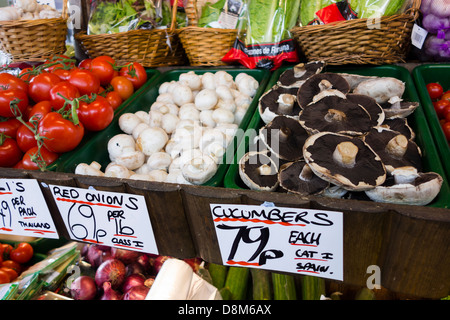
[
  {"left": 76, "top": 70, "right": 259, "bottom": 185},
  {"left": 0, "top": 0, "right": 61, "bottom": 21},
  {"left": 239, "top": 61, "right": 443, "bottom": 206}
]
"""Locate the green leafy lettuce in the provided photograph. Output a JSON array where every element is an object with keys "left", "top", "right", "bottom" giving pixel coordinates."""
[{"left": 350, "top": 0, "right": 407, "bottom": 18}]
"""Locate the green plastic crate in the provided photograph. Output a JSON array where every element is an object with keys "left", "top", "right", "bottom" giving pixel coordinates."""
[
  {"left": 46, "top": 68, "right": 161, "bottom": 171},
  {"left": 412, "top": 64, "right": 450, "bottom": 182},
  {"left": 55, "top": 67, "right": 271, "bottom": 187},
  {"left": 224, "top": 65, "right": 449, "bottom": 209}
]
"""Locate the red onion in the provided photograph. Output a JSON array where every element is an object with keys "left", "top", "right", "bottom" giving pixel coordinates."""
[
  {"left": 70, "top": 275, "right": 97, "bottom": 300},
  {"left": 111, "top": 247, "right": 140, "bottom": 265},
  {"left": 95, "top": 259, "right": 126, "bottom": 289},
  {"left": 123, "top": 285, "right": 149, "bottom": 300},
  {"left": 152, "top": 255, "right": 170, "bottom": 275},
  {"left": 122, "top": 273, "right": 146, "bottom": 293},
  {"left": 126, "top": 262, "right": 145, "bottom": 277},
  {"left": 136, "top": 253, "right": 152, "bottom": 272},
  {"left": 144, "top": 277, "right": 155, "bottom": 288},
  {"left": 100, "top": 281, "right": 122, "bottom": 300},
  {"left": 86, "top": 245, "right": 112, "bottom": 268}
]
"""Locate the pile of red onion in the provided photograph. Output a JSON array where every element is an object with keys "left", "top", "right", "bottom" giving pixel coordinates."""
[{"left": 70, "top": 244, "right": 201, "bottom": 300}]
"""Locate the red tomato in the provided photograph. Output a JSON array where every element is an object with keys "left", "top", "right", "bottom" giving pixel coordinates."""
[
  {"left": 10, "top": 242, "right": 33, "bottom": 264},
  {"left": 0, "top": 73, "right": 28, "bottom": 92},
  {"left": 18, "top": 67, "right": 42, "bottom": 83},
  {"left": 119, "top": 62, "right": 147, "bottom": 90},
  {"left": 16, "top": 122, "right": 37, "bottom": 153},
  {"left": 0, "top": 267, "right": 18, "bottom": 282},
  {"left": 28, "top": 100, "right": 53, "bottom": 123},
  {"left": 442, "top": 121, "right": 450, "bottom": 141},
  {"left": 0, "top": 118, "right": 21, "bottom": 138},
  {"left": 105, "top": 91, "right": 123, "bottom": 110},
  {"left": 427, "top": 83, "right": 444, "bottom": 100},
  {"left": 28, "top": 73, "right": 62, "bottom": 103},
  {"left": 1, "top": 259, "right": 21, "bottom": 273},
  {"left": 110, "top": 76, "right": 134, "bottom": 100},
  {"left": 37, "top": 112, "right": 85, "bottom": 153},
  {"left": 77, "top": 96, "right": 114, "bottom": 131},
  {"left": 1, "top": 244, "right": 13, "bottom": 260},
  {"left": 0, "top": 135, "right": 23, "bottom": 167},
  {"left": 434, "top": 99, "right": 450, "bottom": 119},
  {"left": 52, "top": 67, "right": 74, "bottom": 81},
  {"left": 49, "top": 81, "right": 80, "bottom": 110},
  {"left": 0, "top": 269, "right": 10, "bottom": 284},
  {"left": 68, "top": 69, "right": 100, "bottom": 96},
  {"left": 78, "top": 58, "right": 92, "bottom": 70},
  {"left": 441, "top": 91, "right": 450, "bottom": 102},
  {"left": 90, "top": 56, "right": 117, "bottom": 86},
  {"left": 21, "top": 145, "right": 59, "bottom": 170},
  {"left": 0, "top": 88, "right": 29, "bottom": 118},
  {"left": 43, "top": 54, "right": 75, "bottom": 72}
]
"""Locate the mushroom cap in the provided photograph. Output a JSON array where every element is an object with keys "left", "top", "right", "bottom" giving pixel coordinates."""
[
  {"left": 365, "top": 167, "right": 443, "bottom": 206},
  {"left": 258, "top": 85, "right": 301, "bottom": 124},
  {"left": 381, "top": 99, "right": 419, "bottom": 119},
  {"left": 239, "top": 151, "right": 279, "bottom": 191},
  {"left": 363, "top": 127, "right": 422, "bottom": 174},
  {"left": 277, "top": 61, "right": 326, "bottom": 88},
  {"left": 380, "top": 117, "right": 415, "bottom": 140},
  {"left": 346, "top": 93, "right": 385, "bottom": 127},
  {"left": 297, "top": 73, "right": 350, "bottom": 108},
  {"left": 303, "top": 132, "right": 386, "bottom": 191},
  {"left": 278, "top": 160, "right": 329, "bottom": 195},
  {"left": 259, "top": 115, "right": 310, "bottom": 161},
  {"left": 353, "top": 77, "right": 405, "bottom": 104},
  {"left": 298, "top": 95, "right": 372, "bottom": 136}
]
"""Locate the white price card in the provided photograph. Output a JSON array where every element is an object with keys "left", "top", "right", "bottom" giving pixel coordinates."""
[
  {"left": 0, "top": 179, "right": 59, "bottom": 239},
  {"left": 210, "top": 203, "right": 344, "bottom": 281},
  {"left": 50, "top": 185, "right": 159, "bottom": 255}
]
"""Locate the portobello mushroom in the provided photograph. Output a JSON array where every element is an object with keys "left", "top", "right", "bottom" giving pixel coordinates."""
[
  {"left": 258, "top": 85, "right": 301, "bottom": 124},
  {"left": 303, "top": 132, "right": 386, "bottom": 191},
  {"left": 380, "top": 117, "right": 415, "bottom": 140},
  {"left": 278, "top": 160, "right": 329, "bottom": 196},
  {"left": 353, "top": 77, "right": 405, "bottom": 104},
  {"left": 365, "top": 166, "right": 443, "bottom": 206},
  {"left": 277, "top": 61, "right": 326, "bottom": 88},
  {"left": 380, "top": 96, "right": 419, "bottom": 119},
  {"left": 346, "top": 93, "right": 385, "bottom": 127},
  {"left": 259, "top": 115, "right": 309, "bottom": 161},
  {"left": 298, "top": 95, "right": 372, "bottom": 136},
  {"left": 239, "top": 151, "right": 279, "bottom": 191}
]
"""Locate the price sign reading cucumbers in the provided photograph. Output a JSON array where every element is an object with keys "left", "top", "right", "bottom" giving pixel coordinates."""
[
  {"left": 211, "top": 203, "right": 343, "bottom": 281},
  {"left": 0, "top": 179, "right": 59, "bottom": 239},
  {"left": 50, "top": 185, "right": 158, "bottom": 254}
]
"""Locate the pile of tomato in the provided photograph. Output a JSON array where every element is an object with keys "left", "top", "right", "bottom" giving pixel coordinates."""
[
  {"left": 0, "top": 55, "right": 147, "bottom": 170},
  {"left": 0, "top": 242, "right": 34, "bottom": 284},
  {"left": 426, "top": 82, "right": 450, "bottom": 142}
]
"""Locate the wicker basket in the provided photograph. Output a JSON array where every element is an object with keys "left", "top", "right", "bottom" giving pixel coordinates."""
[
  {"left": 74, "top": 0, "right": 186, "bottom": 67},
  {"left": 177, "top": 0, "right": 237, "bottom": 66},
  {"left": 290, "top": 0, "right": 421, "bottom": 65},
  {"left": 0, "top": 0, "right": 68, "bottom": 63}
]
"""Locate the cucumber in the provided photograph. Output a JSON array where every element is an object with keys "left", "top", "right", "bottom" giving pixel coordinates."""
[
  {"left": 272, "top": 272, "right": 297, "bottom": 300},
  {"left": 207, "top": 263, "right": 228, "bottom": 290},
  {"left": 223, "top": 266, "right": 250, "bottom": 300},
  {"left": 251, "top": 268, "right": 272, "bottom": 300},
  {"left": 301, "top": 275, "right": 326, "bottom": 300}
]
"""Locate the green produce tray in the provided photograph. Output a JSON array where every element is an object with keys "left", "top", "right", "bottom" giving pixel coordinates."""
[
  {"left": 224, "top": 65, "right": 449, "bottom": 209},
  {"left": 412, "top": 64, "right": 450, "bottom": 182},
  {"left": 54, "top": 67, "right": 271, "bottom": 187},
  {"left": 46, "top": 68, "right": 161, "bottom": 171},
  {"left": 0, "top": 237, "right": 69, "bottom": 255}
]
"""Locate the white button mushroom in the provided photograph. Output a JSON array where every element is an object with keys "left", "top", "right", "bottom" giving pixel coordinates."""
[
  {"left": 147, "top": 169, "right": 168, "bottom": 182},
  {"left": 75, "top": 161, "right": 105, "bottom": 176},
  {"left": 236, "top": 74, "right": 259, "bottom": 97},
  {"left": 114, "top": 146, "right": 146, "bottom": 171},
  {"left": 161, "top": 113, "right": 180, "bottom": 134},
  {"left": 199, "top": 109, "right": 216, "bottom": 127},
  {"left": 147, "top": 151, "right": 172, "bottom": 171},
  {"left": 212, "top": 108, "right": 235, "bottom": 124},
  {"left": 201, "top": 72, "right": 216, "bottom": 90},
  {"left": 132, "top": 122, "right": 150, "bottom": 140},
  {"left": 136, "top": 126, "right": 169, "bottom": 156},
  {"left": 118, "top": 113, "right": 143, "bottom": 135},
  {"left": 108, "top": 134, "right": 136, "bottom": 162},
  {"left": 179, "top": 71, "right": 202, "bottom": 91},
  {"left": 194, "top": 89, "right": 218, "bottom": 111},
  {"left": 156, "top": 92, "right": 175, "bottom": 105},
  {"left": 214, "top": 71, "right": 235, "bottom": 88},
  {"left": 171, "top": 83, "right": 194, "bottom": 107},
  {"left": 104, "top": 163, "right": 133, "bottom": 178},
  {"left": 181, "top": 154, "right": 218, "bottom": 185},
  {"left": 178, "top": 103, "right": 200, "bottom": 122}
]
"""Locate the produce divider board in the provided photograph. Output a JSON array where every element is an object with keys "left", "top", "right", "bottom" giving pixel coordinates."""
[{"left": 412, "top": 64, "right": 450, "bottom": 182}]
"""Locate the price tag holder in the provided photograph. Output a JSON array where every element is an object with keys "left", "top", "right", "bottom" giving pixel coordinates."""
[
  {"left": 210, "top": 203, "right": 343, "bottom": 281},
  {"left": 50, "top": 185, "right": 158, "bottom": 254},
  {"left": 0, "top": 179, "right": 59, "bottom": 239}
]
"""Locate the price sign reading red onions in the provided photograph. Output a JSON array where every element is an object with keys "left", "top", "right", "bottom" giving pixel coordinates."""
[
  {"left": 50, "top": 185, "right": 158, "bottom": 254},
  {"left": 210, "top": 203, "right": 343, "bottom": 281},
  {"left": 0, "top": 179, "right": 59, "bottom": 239}
]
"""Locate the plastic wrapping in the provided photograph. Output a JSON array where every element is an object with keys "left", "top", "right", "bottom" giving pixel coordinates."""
[
  {"left": 87, "top": 0, "right": 187, "bottom": 35},
  {"left": 221, "top": 0, "right": 300, "bottom": 70},
  {"left": 196, "top": 0, "right": 246, "bottom": 28},
  {"left": 349, "top": 0, "right": 409, "bottom": 18}
]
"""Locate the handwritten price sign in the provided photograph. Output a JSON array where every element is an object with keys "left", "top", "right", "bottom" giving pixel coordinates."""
[
  {"left": 50, "top": 185, "right": 158, "bottom": 254},
  {"left": 0, "top": 179, "right": 59, "bottom": 239},
  {"left": 210, "top": 203, "right": 343, "bottom": 281}
]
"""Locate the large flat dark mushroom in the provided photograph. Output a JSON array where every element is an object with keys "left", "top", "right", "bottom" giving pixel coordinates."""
[
  {"left": 298, "top": 95, "right": 372, "bottom": 136},
  {"left": 277, "top": 61, "right": 326, "bottom": 88},
  {"left": 303, "top": 132, "right": 386, "bottom": 191},
  {"left": 346, "top": 93, "right": 385, "bottom": 127},
  {"left": 278, "top": 160, "right": 329, "bottom": 195},
  {"left": 363, "top": 127, "right": 422, "bottom": 174},
  {"left": 239, "top": 151, "right": 279, "bottom": 191},
  {"left": 380, "top": 96, "right": 419, "bottom": 119},
  {"left": 297, "top": 73, "right": 350, "bottom": 108},
  {"left": 380, "top": 117, "right": 415, "bottom": 140},
  {"left": 353, "top": 77, "right": 405, "bottom": 104},
  {"left": 258, "top": 85, "right": 301, "bottom": 124},
  {"left": 259, "top": 115, "right": 310, "bottom": 162}
]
